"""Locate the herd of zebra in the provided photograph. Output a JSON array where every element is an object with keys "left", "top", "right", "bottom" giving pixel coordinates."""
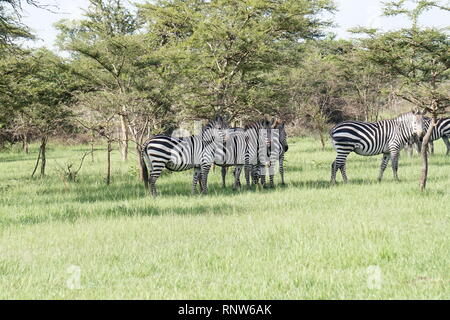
[
  {"left": 141, "top": 117, "right": 288, "bottom": 196},
  {"left": 141, "top": 110, "right": 450, "bottom": 196}
]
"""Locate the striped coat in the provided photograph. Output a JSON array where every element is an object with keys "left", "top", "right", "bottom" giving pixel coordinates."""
[
  {"left": 330, "top": 110, "right": 424, "bottom": 183},
  {"left": 141, "top": 117, "right": 229, "bottom": 196}
]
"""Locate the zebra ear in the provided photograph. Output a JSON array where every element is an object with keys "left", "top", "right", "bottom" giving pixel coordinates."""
[{"left": 411, "top": 108, "right": 423, "bottom": 115}]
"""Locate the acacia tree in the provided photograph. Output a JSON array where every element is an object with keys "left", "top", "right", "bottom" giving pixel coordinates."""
[
  {"left": 0, "top": 0, "right": 41, "bottom": 50},
  {"left": 75, "top": 91, "right": 120, "bottom": 185},
  {"left": 357, "top": 0, "right": 450, "bottom": 190},
  {"left": 57, "top": 0, "right": 176, "bottom": 181},
  {"left": 0, "top": 49, "right": 76, "bottom": 176},
  {"left": 139, "top": 0, "right": 336, "bottom": 121},
  {"left": 56, "top": 0, "right": 141, "bottom": 161}
]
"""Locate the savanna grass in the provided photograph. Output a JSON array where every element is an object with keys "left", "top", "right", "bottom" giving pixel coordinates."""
[{"left": 0, "top": 137, "right": 449, "bottom": 299}]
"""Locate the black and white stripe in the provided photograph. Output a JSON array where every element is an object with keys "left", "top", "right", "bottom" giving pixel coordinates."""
[
  {"left": 330, "top": 110, "right": 425, "bottom": 183},
  {"left": 192, "top": 127, "right": 247, "bottom": 191},
  {"left": 406, "top": 117, "right": 450, "bottom": 155},
  {"left": 248, "top": 121, "right": 289, "bottom": 187},
  {"left": 141, "top": 117, "right": 229, "bottom": 196}
]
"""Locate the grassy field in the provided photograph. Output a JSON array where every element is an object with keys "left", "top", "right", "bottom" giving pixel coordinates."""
[{"left": 0, "top": 137, "right": 449, "bottom": 299}]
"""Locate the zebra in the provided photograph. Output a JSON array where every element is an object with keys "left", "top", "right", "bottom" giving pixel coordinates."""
[
  {"left": 270, "top": 120, "right": 289, "bottom": 186},
  {"left": 330, "top": 110, "right": 425, "bottom": 184},
  {"left": 141, "top": 117, "right": 229, "bottom": 196},
  {"left": 405, "top": 117, "right": 450, "bottom": 156},
  {"left": 192, "top": 127, "right": 246, "bottom": 192},
  {"left": 249, "top": 120, "right": 289, "bottom": 188},
  {"left": 197, "top": 119, "right": 272, "bottom": 189}
]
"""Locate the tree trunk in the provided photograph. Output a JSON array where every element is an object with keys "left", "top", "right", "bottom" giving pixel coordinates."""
[
  {"left": 420, "top": 116, "right": 436, "bottom": 191},
  {"left": 22, "top": 133, "right": 29, "bottom": 154},
  {"left": 106, "top": 140, "right": 112, "bottom": 185},
  {"left": 91, "top": 130, "right": 95, "bottom": 162},
  {"left": 120, "top": 114, "right": 128, "bottom": 161},
  {"left": 318, "top": 129, "right": 325, "bottom": 150},
  {"left": 136, "top": 144, "right": 145, "bottom": 181},
  {"left": 40, "top": 136, "right": 47, "bottom": 177},
  {"left": 31, "top": 146, "right": 41, "bottom": 178}
]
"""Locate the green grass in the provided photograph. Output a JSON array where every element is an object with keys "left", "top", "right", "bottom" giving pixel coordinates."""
[{"left": 0, "top": 137, "right": 449, "bottom": 299}]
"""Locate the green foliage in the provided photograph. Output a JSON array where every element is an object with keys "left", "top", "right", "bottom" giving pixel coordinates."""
[
  {"left": 0, "top": 49, "right": 78, "bottom": 138},
  {"left": 0, "top": 0, "right": 39, "bottom": 50},
  {"left": 138, "top": 0, "right": 335, "bottom": 120},
  {"left": 356, "top": 0, "right": 450, "bottom": 115}
]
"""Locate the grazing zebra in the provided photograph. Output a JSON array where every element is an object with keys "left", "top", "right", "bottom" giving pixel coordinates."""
[
  {"left": 405, "top": 117, "right": 450, "bottom": 156},
  {"left": 330, "top": 110, "right": 425, "bottom": 184},
  {"left": 141, "top": 117, "right": 229, "bottom": 196},
  {"left": 242, "top": 119, "right": 274, "bottom": 187},
  {"left": 251, "top": 120, "right": 289, "bottom": 187},
  {"left": 192, "top": 127, "right": 246, "bottom": 191},
  {"left": 271, "top": 120, "right": 289, "bottom": 186}
]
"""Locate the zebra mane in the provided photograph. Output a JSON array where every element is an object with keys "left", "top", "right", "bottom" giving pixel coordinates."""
[
  {"left": 394, "top": 109, "right": 424, "bottom": 120},
  {"left": 202, "top": 116, "right": 230, "bottom": 132},
  {"left": 245, "top": 118, "right": 272, "bottom": 130}
]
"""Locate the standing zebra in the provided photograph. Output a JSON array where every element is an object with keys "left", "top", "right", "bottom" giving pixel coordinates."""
[
  {"left": 330, "top": 110, "right": 424, "bottom": 184},
  {"left": 405, "top": 117, "right": 450, "bottom": 156},
  {"left": 141, "top": 117, "right": 229, "bottom": 196},
  {"left": 192, "top": 127, "right": 246, "bottom": 191},
  {"left": 253, "top": 120, "right": 289, "bottom": 187},
  {"left": 271, "top": 120, "right": 289, "bottom": 186},
  {"left": 243, "top": 119, "right": 274, "bottom": 187}
]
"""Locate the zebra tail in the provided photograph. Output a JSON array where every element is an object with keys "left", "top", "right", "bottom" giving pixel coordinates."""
[{"left": 141, "top": 141, "right": 152, "bottom": 190}]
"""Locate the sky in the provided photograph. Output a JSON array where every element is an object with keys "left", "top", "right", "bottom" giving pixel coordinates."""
[{"left": 20, "top": 0, "right": 449, "bottom": 52}]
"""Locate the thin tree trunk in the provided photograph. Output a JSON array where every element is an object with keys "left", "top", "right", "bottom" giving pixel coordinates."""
[
  {"left": 120, "top": 114, "right": 128, "bottom": 161},
  {"left": 91, "top": 130, "right": 95, "bottom": 162},
  {"left": 40, "top": 136, "right": 47, "bottom": 177},
  {"left": 31, "top": 146, "right": 41, "bottom": 178},
  {"left": 318, "top": 129, "right": 325, "bottom": 150},
  {"left": 420, "top": 116, "right": 436, "bottom": 191},
  {"left": 136, "top": 144, "right": 145, "bottom": 181},
  {"left": 106, "top": 140, "right": 112, "bottom": 185},
  {"left": 23, "top": 133, "right": 29, "bottom": 154}
]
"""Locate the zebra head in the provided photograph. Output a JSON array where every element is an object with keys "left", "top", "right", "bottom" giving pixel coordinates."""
[
  {"left": 273, "top": 120, "right": 288, "bottom": 153},
  {"left": 410, "top": 108, "right": 425, "bottom": 139},
  {"left": 201, "top": 116, "right": 230, "bottom": 147}
]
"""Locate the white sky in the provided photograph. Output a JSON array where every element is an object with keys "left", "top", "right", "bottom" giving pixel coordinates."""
[{"left": 20, "top": 0, "right": 450, "bottom": 52}]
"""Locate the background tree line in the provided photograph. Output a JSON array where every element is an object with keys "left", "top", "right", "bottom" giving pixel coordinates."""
[{"left": 0, "top": 0, "right": 448, "bottom": 189}]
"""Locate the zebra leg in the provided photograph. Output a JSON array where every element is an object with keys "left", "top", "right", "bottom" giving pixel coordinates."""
[
  {"left": 255, "top": 165, "right": 264, "bottom": 187},
  {"left": 268, "top": 163, "right": 275, "bottom": 188},
  {"left": 330, "top": 147, "right": 353, "bottom": 184},
  {"left": 331, "top": 147, "right": 352, "bottom": 184},
  {"left": 430, "top": 141, "right": 434, "bottom": 155},
  {"left": 251, "top": 165, "right": 259, "bottom": 186},
  {"left": 339, "top": 165, "right": 348, "bottom": 184},
  {"left": 378, "top": 153, "right": 391, "bottom": 182},
  {"left": 221, "top": 166, "right": 227, "bottom": 188},
  {"left": 443, "top": 136, "right": 450, "bottom": 155},
  {"left": 244, "top": 164, "right": 252, "bottom": 188},
  {"left": 200, "top": 164, "right": 212, "bottom": 194},
  {"left": 192, "top": 168, "right": 202, "bottom": 194},
  {"left": 390, "top": 150, "right": 400, "bottom": 181},
  {"left": 279, "top": 155, "right": 285, "bottom": 185},
  {"left": 149, "top": 175, "right": 159, "bottom": 197},
  {"left": 331, "top": 161, "right": 338, "bottom": 185},
  {"left": 233, "top": 166, "right": 242, "bottom": 189}
]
